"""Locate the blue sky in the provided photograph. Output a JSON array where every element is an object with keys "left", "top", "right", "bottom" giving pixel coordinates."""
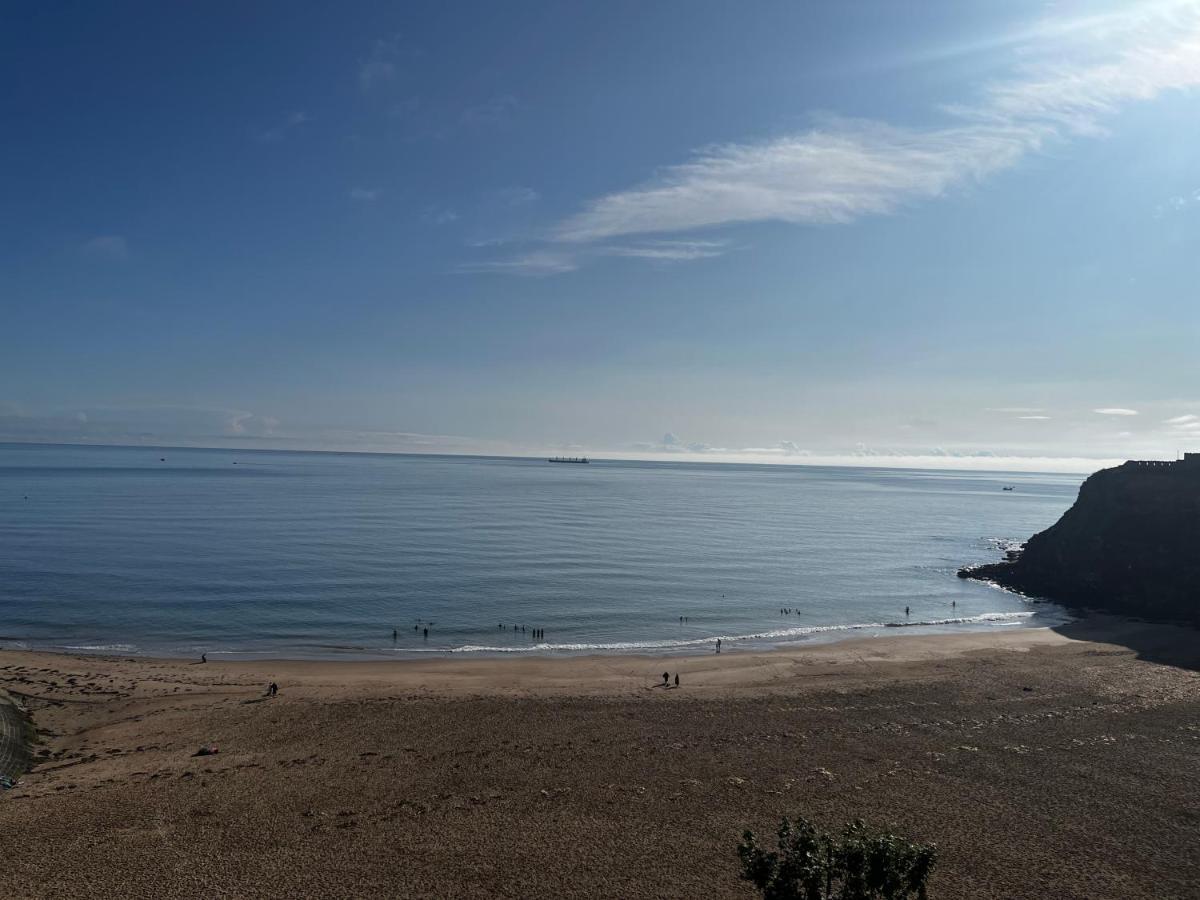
[{"left": 3, "top": 0, "right": 1200, "bottom": 470}]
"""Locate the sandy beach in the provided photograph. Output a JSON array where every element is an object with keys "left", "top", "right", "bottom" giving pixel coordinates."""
[{"left": 1, "top": 617, "right": 1198, "bottom": 898}]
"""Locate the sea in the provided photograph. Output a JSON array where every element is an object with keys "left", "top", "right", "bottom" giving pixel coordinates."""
[{"left": 0, "top": 443, "right": 1082, "bottom": 659}]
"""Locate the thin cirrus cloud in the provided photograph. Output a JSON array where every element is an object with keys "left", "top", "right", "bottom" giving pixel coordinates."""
[
  {"left": 1165, "top": 414, "right": 1200, "bottom": 430},
  {"left": 603, "top": 240, "right": 729, "bottom": 261},
  {"left": 1094, "top": 408, "right": 1139, "bottom": 416},
  {"left": 554, "top": 6, "right": 1200, "bottom": 243},
  {"left": 457, "top": 250, "right": 579, "bottom": 276},
  {"left": 457, "top": 241, "right": 727, "bottom": 276},
  {"left": 349, "top": 187, "right": 381, "bottom": 202},
  {"left": 470, "top": 3, "right": 1200, "bottom": 275}
]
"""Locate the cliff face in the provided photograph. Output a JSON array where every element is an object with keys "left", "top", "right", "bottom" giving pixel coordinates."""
[{"left": 961, "top": 459, "right": 1200, "bottom": 624}]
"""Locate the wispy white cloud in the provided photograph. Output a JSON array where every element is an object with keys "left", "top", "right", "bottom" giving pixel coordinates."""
[
  {"left": 457, "top": 249, "right": 578, "bottom": 276},
  {"left": 462, "top": 239, "right": 728, "bottom": 275},
  {"left": 1094, "top": 407, "right": 1139, "bottom": 416},
  {"left": 1018, "top": 415, "right": 1052, "bottom": 420},
  {"left": 551, "top": 5, "right": 1200, "bottom": 243},
  {"left": 467, "top": 4, "right": 1200, "bottom": 275},
  {"left": 1165, "top": 413, "right": 1200, "bottom": 431},
  {"left": 81, "top": 235, "right": 129, "bottom": 261},
  {"left": 604, "top": 240, "right": 728, "bottom": 261},
  {"left": 350, "top": 187, "right": 381, "bottom": 202}
]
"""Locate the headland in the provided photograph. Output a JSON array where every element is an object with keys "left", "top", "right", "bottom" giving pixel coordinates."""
[{"left": 961, "top": 455, "right": 1200, "bottom": 624}]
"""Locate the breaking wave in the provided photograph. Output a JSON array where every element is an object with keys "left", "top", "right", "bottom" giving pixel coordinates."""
[{"left": 400, "top": 611, "right": 1038, "bottom": 654}]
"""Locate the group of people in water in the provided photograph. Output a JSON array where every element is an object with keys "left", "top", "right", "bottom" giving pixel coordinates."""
[
  {"left": 388, "top": 622, "right": 549, "bottom": 642},
  {"left": 393, "top": 625, "right": 431, "bottom": 640},
  {"left": 499, "top": 623, "right": 545, "bottom": 640}
]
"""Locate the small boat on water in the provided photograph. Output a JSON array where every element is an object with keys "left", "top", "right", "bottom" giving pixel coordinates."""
[{"left": 548, "top": 456, "right": 590, "bottom": 464}]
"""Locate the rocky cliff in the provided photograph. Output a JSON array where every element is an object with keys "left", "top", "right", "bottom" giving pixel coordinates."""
[{"left": 960, "top": 457, "right": 1200, "bottom": 624}]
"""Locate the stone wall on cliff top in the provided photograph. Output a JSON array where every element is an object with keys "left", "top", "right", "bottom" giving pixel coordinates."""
[{"left": 962, "top": 458, "right": 1200, "bottom": 624}]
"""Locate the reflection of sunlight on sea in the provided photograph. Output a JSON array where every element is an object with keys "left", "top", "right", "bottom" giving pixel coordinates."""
[{"left": 0, "top": 444, "right": 1083, "bottom": 659}]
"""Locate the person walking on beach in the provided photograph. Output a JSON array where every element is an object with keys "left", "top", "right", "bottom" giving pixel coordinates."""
[
  {"left": 201, "top": 653, "right": 207, "bottom": 664},
  {"left": 674, "top": 673, "right": 679, "bottom": 687},
  {"left": 715, "top": 639, "right": 721, "bottom": 653},
  {"left": 662, "top": 671, "right": 669, "bottom": 685}
]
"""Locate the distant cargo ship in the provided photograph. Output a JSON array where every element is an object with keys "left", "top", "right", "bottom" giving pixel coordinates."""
[{"left": 548, "top": 456, "right": 590, "bottom": 464}]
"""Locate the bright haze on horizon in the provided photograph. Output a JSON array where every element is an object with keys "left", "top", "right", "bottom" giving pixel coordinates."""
[{"left": 3, "top": 1, "right": 1199, "bottom": 472}]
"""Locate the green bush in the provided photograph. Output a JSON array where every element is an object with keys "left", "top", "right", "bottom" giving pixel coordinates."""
[{"left": 738, "top": 815, "right": 936, "bottom": 900}]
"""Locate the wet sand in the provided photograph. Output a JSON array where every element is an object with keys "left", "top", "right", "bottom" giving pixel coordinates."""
[{"left": 1, "top": 617, "right": 1198, "bottom": 898}]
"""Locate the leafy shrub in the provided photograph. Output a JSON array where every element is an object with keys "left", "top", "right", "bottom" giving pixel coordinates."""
[{"left": 738, "top": 815, "right": 936, "bottom": 900}]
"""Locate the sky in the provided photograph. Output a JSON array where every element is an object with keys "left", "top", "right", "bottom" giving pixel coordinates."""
[{"left": 2, "top": 0, "right": 1199, "bottom": 472}]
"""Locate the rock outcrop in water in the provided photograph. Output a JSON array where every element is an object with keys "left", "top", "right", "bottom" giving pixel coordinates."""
[{"left": 959, "top": 455, "right": 1200, "bottom": 624}]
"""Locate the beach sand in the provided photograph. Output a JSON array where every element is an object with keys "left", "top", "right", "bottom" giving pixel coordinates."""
[{"left": 1, "top": 617, "right": 1197, "bottom": 898}]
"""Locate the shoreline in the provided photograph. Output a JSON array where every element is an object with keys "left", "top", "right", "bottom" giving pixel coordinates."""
[
  {"left": 2, "top": 606, "right": 1065, "bottom": 666},
  {"left": 0, "top": 619, "right": 1076, "bottom": 693}
]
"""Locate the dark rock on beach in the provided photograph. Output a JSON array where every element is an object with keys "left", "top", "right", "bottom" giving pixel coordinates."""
[{"left": 960, "top": 455, "right": 1200, "bottom": 624}]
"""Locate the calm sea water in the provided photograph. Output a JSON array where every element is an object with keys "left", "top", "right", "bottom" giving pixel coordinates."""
[{"left": 0, "top": 443, "right": 1081, "bottom": 659}]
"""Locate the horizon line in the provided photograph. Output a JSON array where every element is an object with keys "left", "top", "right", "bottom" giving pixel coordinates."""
[{"left": 0, "top": 437, "right": 1132, "bottom": 476}]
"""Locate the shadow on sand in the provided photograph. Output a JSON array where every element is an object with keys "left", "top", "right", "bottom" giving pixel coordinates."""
[{"left": 1052, "top": 615, "right": 1200, "bottom": 672}]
